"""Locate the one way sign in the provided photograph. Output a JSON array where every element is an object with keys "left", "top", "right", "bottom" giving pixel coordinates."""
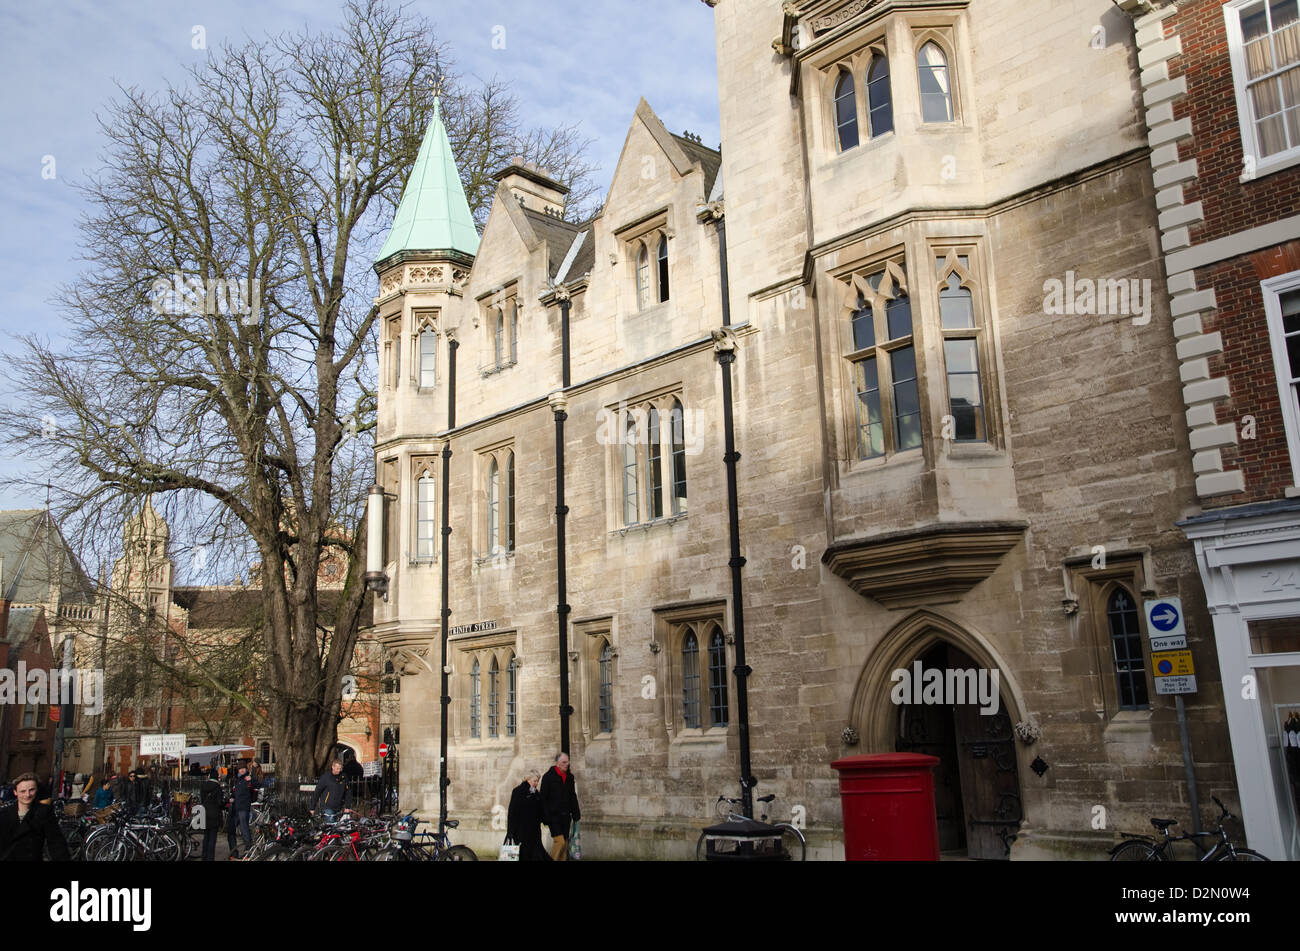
[{"left": 1144, "top": 596, "right": 1187, "bottom": 650}]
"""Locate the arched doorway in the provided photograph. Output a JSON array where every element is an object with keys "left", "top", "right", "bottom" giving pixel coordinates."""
[{"left": 850, "top": 610, "right": 1027, "bottom": 860}]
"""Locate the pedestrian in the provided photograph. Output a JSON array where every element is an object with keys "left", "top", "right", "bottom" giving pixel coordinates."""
[
  {"left": 92, "top": 779, "right": 114, "bottom": 810},
  {"left": 312, "top": 760, "right": 351, "bottom": 820},
  {"left": 124, "top": 770, "right": 146, "bottom": 817},
  {"left": 199, "top": 768, "right": 224, "bottom": 862},
  {"left": 0, "top": 773, "right": 71, "bottom": 861},
  {"left": 226, "top": 765, "right": 259, "bottom": 859},
  {"left": 539, "top": 752, "right": 581, "bottom": 861},
  {"left": 506, "top": 769, "right": 550, "bottom": 862}
]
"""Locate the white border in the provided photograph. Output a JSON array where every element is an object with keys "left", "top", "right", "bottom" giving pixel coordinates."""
[
  {"left": 1261, "top": 269, "right": 1300, "bottom": 488},
  {"left": 1225, "top": 0, "right": 1300, "bottom": 181}
]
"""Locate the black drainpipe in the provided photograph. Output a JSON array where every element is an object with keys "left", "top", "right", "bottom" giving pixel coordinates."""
[
  {"left": 713, "top": 215, "right": 755, "bottom": 818},
  {"left": 553, "top": 293, "right": 573, "bottom": 753},
  {"left": 438, "top": 333, "right": 458, "bottom": 835}
]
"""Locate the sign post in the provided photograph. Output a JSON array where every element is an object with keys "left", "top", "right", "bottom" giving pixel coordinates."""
[{"left": 1143, "top": 597, "right": 1201, "bottom": 833}]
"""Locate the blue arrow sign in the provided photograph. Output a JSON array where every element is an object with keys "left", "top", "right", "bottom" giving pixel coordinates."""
[{"left": 1149, "top": 602, "right": 1180, "bottom": 632}]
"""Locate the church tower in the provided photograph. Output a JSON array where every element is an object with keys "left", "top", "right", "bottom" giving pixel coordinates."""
[{"left": 371, "top": 99, "right": 479, "bottom": 656}]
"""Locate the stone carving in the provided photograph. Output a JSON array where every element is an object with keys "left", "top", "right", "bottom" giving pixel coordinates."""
[{"left": 811, "top": 0, "right": 879, "bottom": 35}]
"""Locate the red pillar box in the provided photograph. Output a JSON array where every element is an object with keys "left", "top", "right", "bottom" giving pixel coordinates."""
[{"left": 830, "top": 753, "right": 941, "bottom": 861}]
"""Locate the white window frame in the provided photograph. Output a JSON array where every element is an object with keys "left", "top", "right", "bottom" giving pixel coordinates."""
[
  {"left": 1226, "top": 0, "right": 1300, "bottom": 180},
  {"left": 1263, "top": 269, "right": 1300, "bottom": 486}
]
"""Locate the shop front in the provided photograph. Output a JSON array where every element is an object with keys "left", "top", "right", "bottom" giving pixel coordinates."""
[{"left": 1181, "top": 500, "right": 1300, "bottom": 861}]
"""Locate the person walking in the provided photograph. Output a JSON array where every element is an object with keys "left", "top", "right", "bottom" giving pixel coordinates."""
[
  {"left": 539, "top": 753, "right": 581, "bottom": 861},
  {"left": 226, "top": 765, "right": 259, "bottom": 858},
  {"left": 0, "top": 773, "right": 71, "bottom": 861},
  {"left": 506, "top": 769, "right": 550, "bottom": 862},
  {"left": 312, "top": 760, "right": 351, "bottom": 820},
  {"left": 198, "top": 768, "right": 224, "bottom": 862}
]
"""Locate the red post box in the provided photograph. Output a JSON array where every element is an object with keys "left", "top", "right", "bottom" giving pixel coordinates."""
[{"left": 830, "top": 752, "right": 941, "bottom": 861}]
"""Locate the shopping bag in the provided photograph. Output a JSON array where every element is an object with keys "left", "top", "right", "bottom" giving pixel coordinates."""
[
  {"left": 499, "top": 837, "right": 520, "bottom": 862},
  {"left": 568, "top": 820, "right": 582, "bottom": 860}
]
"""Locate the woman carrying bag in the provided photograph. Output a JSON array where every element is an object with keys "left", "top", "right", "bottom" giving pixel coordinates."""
[{"left": 504, "top": 769, "right": 550, "bottom": 861}]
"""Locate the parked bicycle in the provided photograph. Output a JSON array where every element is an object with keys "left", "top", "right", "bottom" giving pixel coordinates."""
[
  {"left": 698, "top": 792, "right": 807, "bottom": 861},
  {"left": 1109, "top": 796, "right": 1269, "bottom": 861}
]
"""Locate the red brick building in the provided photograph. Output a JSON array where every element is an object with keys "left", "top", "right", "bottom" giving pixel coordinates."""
[
  {"left": 0, "top": 602, "right": 58, "bottom": 781},
  {"left": 1117, "top": 0, "right": 1300, "bottom": 860}
]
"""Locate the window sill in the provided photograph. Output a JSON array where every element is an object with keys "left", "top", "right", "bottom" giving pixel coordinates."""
[
  {"left": 943, "top": 440, "right": 1003, "bottom": 460},
  {"left": 847, "top": 445, "right": 923, "bottom": 475},
  {"left": 1241, "top": 149, "right": 1300, "bottom": 182},
  {"left": 611, "top": 512, "right": 688, "bottom": 537},
  {"left": 480, "top": 359, "right": 518, "bottom": 379},
  {"left": 474, "top": 551, "right": 516, "bottom": 568},
  {"left": 461, "top": 738, "right": 516, "bottom": 750},
  {"left": 406, "top": 557, "right": 437, "bottom": 567},
  {"left": 672, "top": 728, "right": 731, "bottom": 744}
]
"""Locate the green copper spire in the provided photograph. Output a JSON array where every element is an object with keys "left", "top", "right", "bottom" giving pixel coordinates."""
[{"left": 376, "top": 99, "right": 480, "bottom": 264}]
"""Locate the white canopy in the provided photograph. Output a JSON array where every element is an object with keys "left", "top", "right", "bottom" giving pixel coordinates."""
[{"left": 166, "top": 744, "right": 255, "bottom": 764}]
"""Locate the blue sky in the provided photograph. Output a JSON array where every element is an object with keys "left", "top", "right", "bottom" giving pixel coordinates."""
[{"left": 0, "top": 0, "right": 720, "bottom": 510}]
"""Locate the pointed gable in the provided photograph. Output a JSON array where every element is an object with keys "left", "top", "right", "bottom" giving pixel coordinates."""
[{"left": 376, "top": 100, "right": 481, "bottom": 266}]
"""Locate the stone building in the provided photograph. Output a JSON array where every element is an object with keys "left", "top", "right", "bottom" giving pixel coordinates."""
[
  {"left": 371, "top": 0, "right": 1244, "bottom": 859},
  {"left": 1115, "top": 0, "right": 1300, "bottom": 860}
]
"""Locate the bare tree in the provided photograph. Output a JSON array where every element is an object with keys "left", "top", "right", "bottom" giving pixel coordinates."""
[{"left": 0, "top": 0, "right": 597, "bottom": 783}]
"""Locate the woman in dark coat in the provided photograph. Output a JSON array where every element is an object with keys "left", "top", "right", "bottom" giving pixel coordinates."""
[
  {"left": 0, "top": 773, "right": 70, "bottom": 861},
  {"left": 505, "top": 770, "right": 550, "bottom": 861}
]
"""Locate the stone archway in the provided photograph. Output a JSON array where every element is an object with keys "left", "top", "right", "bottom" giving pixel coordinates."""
[{"left": 848, "top": 608, "right": 1030, "bottom": 859}]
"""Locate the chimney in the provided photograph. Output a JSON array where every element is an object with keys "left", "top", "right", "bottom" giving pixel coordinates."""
[{"left": 492, "top": 158, "right": 569, "bottom": 217}]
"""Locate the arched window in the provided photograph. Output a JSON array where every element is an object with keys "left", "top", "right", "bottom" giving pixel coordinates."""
[
  {"left": 506, "top": 653, "right": 517, "bottom": 738},
  {"left": 417, "top": 473, "right": 436, "bottom": 559},
  {"left": 657, "top": 234, "right": 670, "bottom": 303},
  {"left": 419, "top": 329, "right": 437, "bottom": 388},
  {"left": 488, "top": 458, "right": 500, "bottom": 554},
  {"left": 623, "top": 414, "right": 639, "bottom": 525},
  {"left": 488, "top": 656, "right": 499, "bottom": 738},
  {"left": 505, "top": 451, "right": 515, "bottom": 553},
  {"left": 682, "top": 631, "right": 701, "bottom": 729},
  {"left": 636, "top": 244, "right": 651, "bottom": 310},
  {"left": 509, "top": 300, "right": 518, "bottom": 364},
  {"left": 918, "top": 42, "right": 954, "bottom": 123},
  {"left": 598, "top": 640, "right": 614, "bottom": 734},
  {"left": 939, "top": 262, "right": 985, "bottom": 442},
  {"left": 834, "top": 71, "right": 859, "bottom": 151},
  {"left": 708, "top": 627, "right": 729, "bottom": 727},
  {"left": 670, "top": 399, "right": 687, "bottom": 515},
  {"left": 494, "top": 308, "right": 505, "bottom": 367},
  {"left": 470, "top": 658, "right": 481, "bottom": 738},
  {"left": 647, "top": 406, "right": 664, "bottom": 520},
  {"left": 866, "top": 52, "right": 893, "bottom": 137},
  {"left": 1107, "top": 588, "right": 1149, "bottom": 710}
]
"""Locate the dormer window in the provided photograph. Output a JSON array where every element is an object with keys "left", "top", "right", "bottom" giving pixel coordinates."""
[
  {"left": 627, "top": 226, "right": 670, "bottom": 311},
  {"left": 481, "top": 288, "right": 520, "bottom": 374},
  {"left": 657, "top": 235, "right": 670, "bottom": 303}
]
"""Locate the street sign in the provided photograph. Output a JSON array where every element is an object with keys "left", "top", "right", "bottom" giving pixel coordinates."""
[
  {"left": 140, "top": 733, "right": 186, "bottom": 757},
  {"left": 49, "top": 706, "right": 60, "bottom": 723},
  {"left": 1145, "top": 597, "right": 1185, "bottom": 637},
  {"left": 1152, "top": 647, "right": 1197, "bottom": 695},
  {"left": 378, "top": 743, "right": 389, "bottom": 758},
  {"left": 1152, "top": 649, "right": 1195, "bottom": 676},
  {"left": 1150, "top": 634, "right": 1187, "bottom": 652}
]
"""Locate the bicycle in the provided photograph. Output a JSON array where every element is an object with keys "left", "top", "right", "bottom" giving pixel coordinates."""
[
  {"left": 697, "top": 793, "right": 807, "bottom": 861},
  {"left": 414, "top": 818, "right": 477, "bottom": 861},
  {"left": 1109, "top": 796, "right": 1270, "bottom": 861}
]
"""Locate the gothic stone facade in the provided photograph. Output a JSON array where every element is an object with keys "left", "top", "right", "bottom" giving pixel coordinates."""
[{"left": 373, "top": 0, "right": 1241, "bottom": 859}]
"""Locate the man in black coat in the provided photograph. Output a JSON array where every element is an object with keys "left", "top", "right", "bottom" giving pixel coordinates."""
[
  {"left": 226, "top": 765, "right": 260, "bottom": 858},
  {"left": 312, "top": 760, "right": 351, "bottom": 819},
  {"left": 0, "top": 773, "right": 70, "bottom": 861},
  {"left": 506, "top": 770, "right": 550, "bottom": 861},
  {"left": 198, "top": 770, "right": 225, "bottom": 862},
  {"left": 538, "top": 752, "right": 580, "bottom": 861}
]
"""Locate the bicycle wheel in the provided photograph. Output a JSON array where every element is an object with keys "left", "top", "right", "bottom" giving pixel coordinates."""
[
  {"left": 1216, "top": 847, "right": 1270, "bottom": 861},
  {"left": 437, "top": 844, "right": 478, "bottom": 861},
  {"left": 774, "top": 824, "right": 806, "bottom": 861},
  {"left": 1110, "top": 839, "right": 1160, "bottom": 861},
  {"left": 696, "top": 830, "right": 709, "bottom": 861}
]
